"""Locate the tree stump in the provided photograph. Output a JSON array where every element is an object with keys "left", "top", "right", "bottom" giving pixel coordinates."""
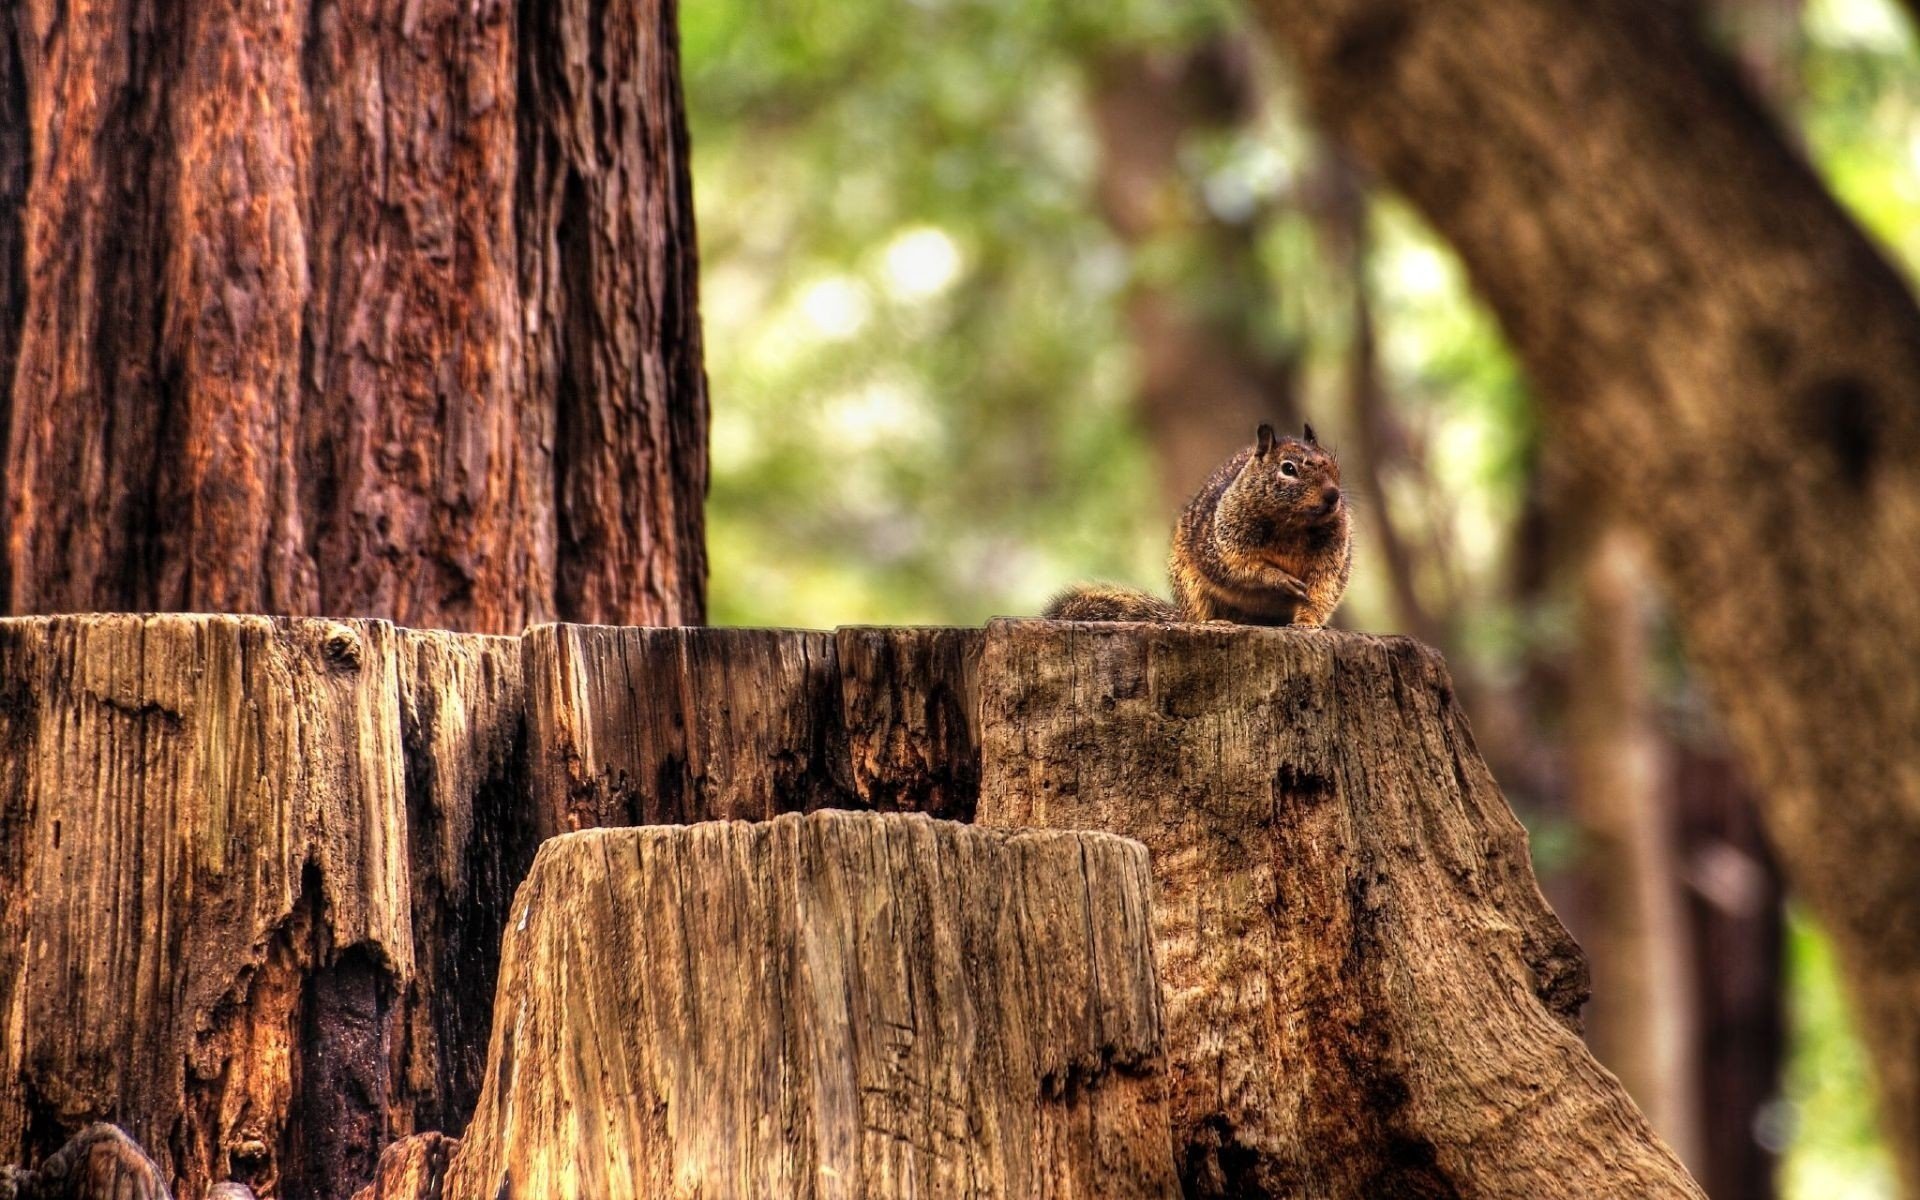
[
  {"left": 976, "top": 621, "right": 1702, "bottom": 1198},
  {"left": 0, "top": 615, "right": 529, "bottom": 1200},
  {"left": 442, "top": 811, "right": 1176, "bottom": 1199},
  {"left": 3, "top": 617, "right": 1703, "bottom": 1197}
]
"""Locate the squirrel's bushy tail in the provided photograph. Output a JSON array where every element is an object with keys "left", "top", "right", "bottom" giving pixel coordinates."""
[{"left": 1044, "top": 584, "right": 1180, "bottom": 622}]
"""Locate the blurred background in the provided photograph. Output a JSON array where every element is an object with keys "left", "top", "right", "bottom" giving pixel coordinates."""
[{"left": 682, "top": 0, "right": 1918, "bottom": 1194}]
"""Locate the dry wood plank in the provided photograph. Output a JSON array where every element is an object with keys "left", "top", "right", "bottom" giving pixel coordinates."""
[
  {"left": 443, "top": 811, "right": 1176, "bottom": 1200},
  {"left": 975, "top": 619, "right": 1703, "bottom": 1199},
  {"left": 0, "top": 615, "right": 525, "bottom": 1200}
]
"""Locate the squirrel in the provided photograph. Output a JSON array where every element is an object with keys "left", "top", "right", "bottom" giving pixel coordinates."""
[{"left": 1046, "top": 422, "right": 1352, "bottom": 627}]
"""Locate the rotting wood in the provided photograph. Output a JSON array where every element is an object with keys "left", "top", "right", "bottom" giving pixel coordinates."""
[
  {"left": 975, "top": 619, "right": 1704, "bottom": 1199},
  {"left": 0, "top": 615, "right": 528, "bottom": 1200},
  {"left": 442, "top": 811, "right": 1176, "bottom": 1200}
]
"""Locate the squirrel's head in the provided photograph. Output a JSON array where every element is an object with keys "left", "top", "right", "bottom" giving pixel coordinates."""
[{"left": 1231, "top": 422, "right": 1344, "bottom": 531}]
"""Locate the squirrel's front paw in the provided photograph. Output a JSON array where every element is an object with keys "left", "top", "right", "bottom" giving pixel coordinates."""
[{"left": 1271, "top": 571, "right": 1309, "bottom": 601}]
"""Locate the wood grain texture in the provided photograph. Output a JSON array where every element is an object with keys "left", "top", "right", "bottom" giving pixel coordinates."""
[
  {"left": 0, "top": 615, "right": 527, "bottom": 1200},
  {"left": 393, "top": 631, "right": 531, "bottom": 1138},
  {"left": 444, "top": 811, "right": 1176, "bottom": 1200},
  {"left": 523, "top": 625, "right": 984, "bottom": 836},
  {"left": 976, "top": 620, "right": 1702, "bottom": 1199},
  {"left": 0, "top": 0, "right": 706, "bottom": 631}
]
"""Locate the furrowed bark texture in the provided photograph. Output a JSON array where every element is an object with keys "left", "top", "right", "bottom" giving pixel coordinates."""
[
  {"left": 1254, "top": 0, "right": 1920, "bottom": 1182},
  {"left": 0, "top": 615, "right": 529, "bottom": 1200},
  {"left": 0, "top": 0, "right": 706, "bottom": 631},
  {"left": 443, "top": 812, "right": 1176, "bottom": 1199},
  {"left": 976, "top": 622, "right": 1702, "bottom": 1199}
]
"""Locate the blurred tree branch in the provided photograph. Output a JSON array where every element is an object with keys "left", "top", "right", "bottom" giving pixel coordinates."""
[{"left": 1089, "top": 38, "right": 1298, "bottom": 517}]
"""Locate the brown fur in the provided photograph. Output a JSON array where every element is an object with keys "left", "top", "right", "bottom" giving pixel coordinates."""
[
  {"left": 1043, "top": 584, "right": 1180, "bottom": 622},
  {"left": 1049, "top": 424, "right": 1353, "bottom": 627}
]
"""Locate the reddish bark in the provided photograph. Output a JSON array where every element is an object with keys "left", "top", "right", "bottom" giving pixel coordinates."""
[{"left": 0, "top": 0, "right": 707, "bottom": 632}]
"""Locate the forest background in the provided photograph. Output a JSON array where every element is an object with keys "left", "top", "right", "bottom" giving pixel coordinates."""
[{"left": 686, "top": 0, "right": 1914, "bottom": 1194}]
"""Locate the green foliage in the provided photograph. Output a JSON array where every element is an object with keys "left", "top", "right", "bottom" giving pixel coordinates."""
[
  {"left": 685, "top": 0, "right": 1534, "bottom": 630},
  {"left": 1781, "top": 908, "right": 1899, "bottom": 1198},
  {"left": 689, "top": 0, "right": 1174, "bottom": 624}
]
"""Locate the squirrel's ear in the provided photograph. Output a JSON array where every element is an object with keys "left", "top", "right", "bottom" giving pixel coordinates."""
[
  {"left": 1256, "top": 424, "right": 1276, "bottom": 456},
  {"left": 1303, "top": 422, "right": 1319, "bottom": 446}
]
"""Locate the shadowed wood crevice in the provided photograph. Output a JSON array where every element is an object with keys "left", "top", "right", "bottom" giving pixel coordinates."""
[
  {"left": 523, "top": 624, "right": 984, "bottom": 835},
  {"left": 834, "top": 627, "right": 982, "bottom": 821}
]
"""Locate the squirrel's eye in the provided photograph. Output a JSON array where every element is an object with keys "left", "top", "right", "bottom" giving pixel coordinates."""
[{"left": 1280, "top": 461, "right": 1299, "bottom": 477}]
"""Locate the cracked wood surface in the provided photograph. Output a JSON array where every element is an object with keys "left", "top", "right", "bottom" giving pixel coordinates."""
[
  {"left": 442, "top": 812, "right": 1176, "bottom": 1200},
  {"left": 0, "top": 615, "right": 527, "bottom": 1200},
  {"left": 523, "top": 625, "right": 983, "bottom": 837},
  {"left": 3, "top": 617, "right": 1700, "bottom": 1197},
  {"left": 976, "top": 620, "right": 1703, "bottom": 1199}
]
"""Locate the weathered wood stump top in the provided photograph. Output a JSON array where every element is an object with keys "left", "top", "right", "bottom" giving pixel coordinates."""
[{"left": 0, "top": 615, "right": 1702, "bottom": 1199}]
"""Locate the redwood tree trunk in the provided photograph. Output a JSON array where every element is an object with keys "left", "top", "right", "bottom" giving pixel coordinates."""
[
  {"left": 1253, "top": 0, "right": 1920, "bottom": 1186},
  {"left": 0, "top": 0, "right": 707, "bottom": 632}
]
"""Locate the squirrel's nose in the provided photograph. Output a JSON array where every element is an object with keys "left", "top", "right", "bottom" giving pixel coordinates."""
[{"left": 1320, "top": 486, "right": 1342, "bottom": 509}]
